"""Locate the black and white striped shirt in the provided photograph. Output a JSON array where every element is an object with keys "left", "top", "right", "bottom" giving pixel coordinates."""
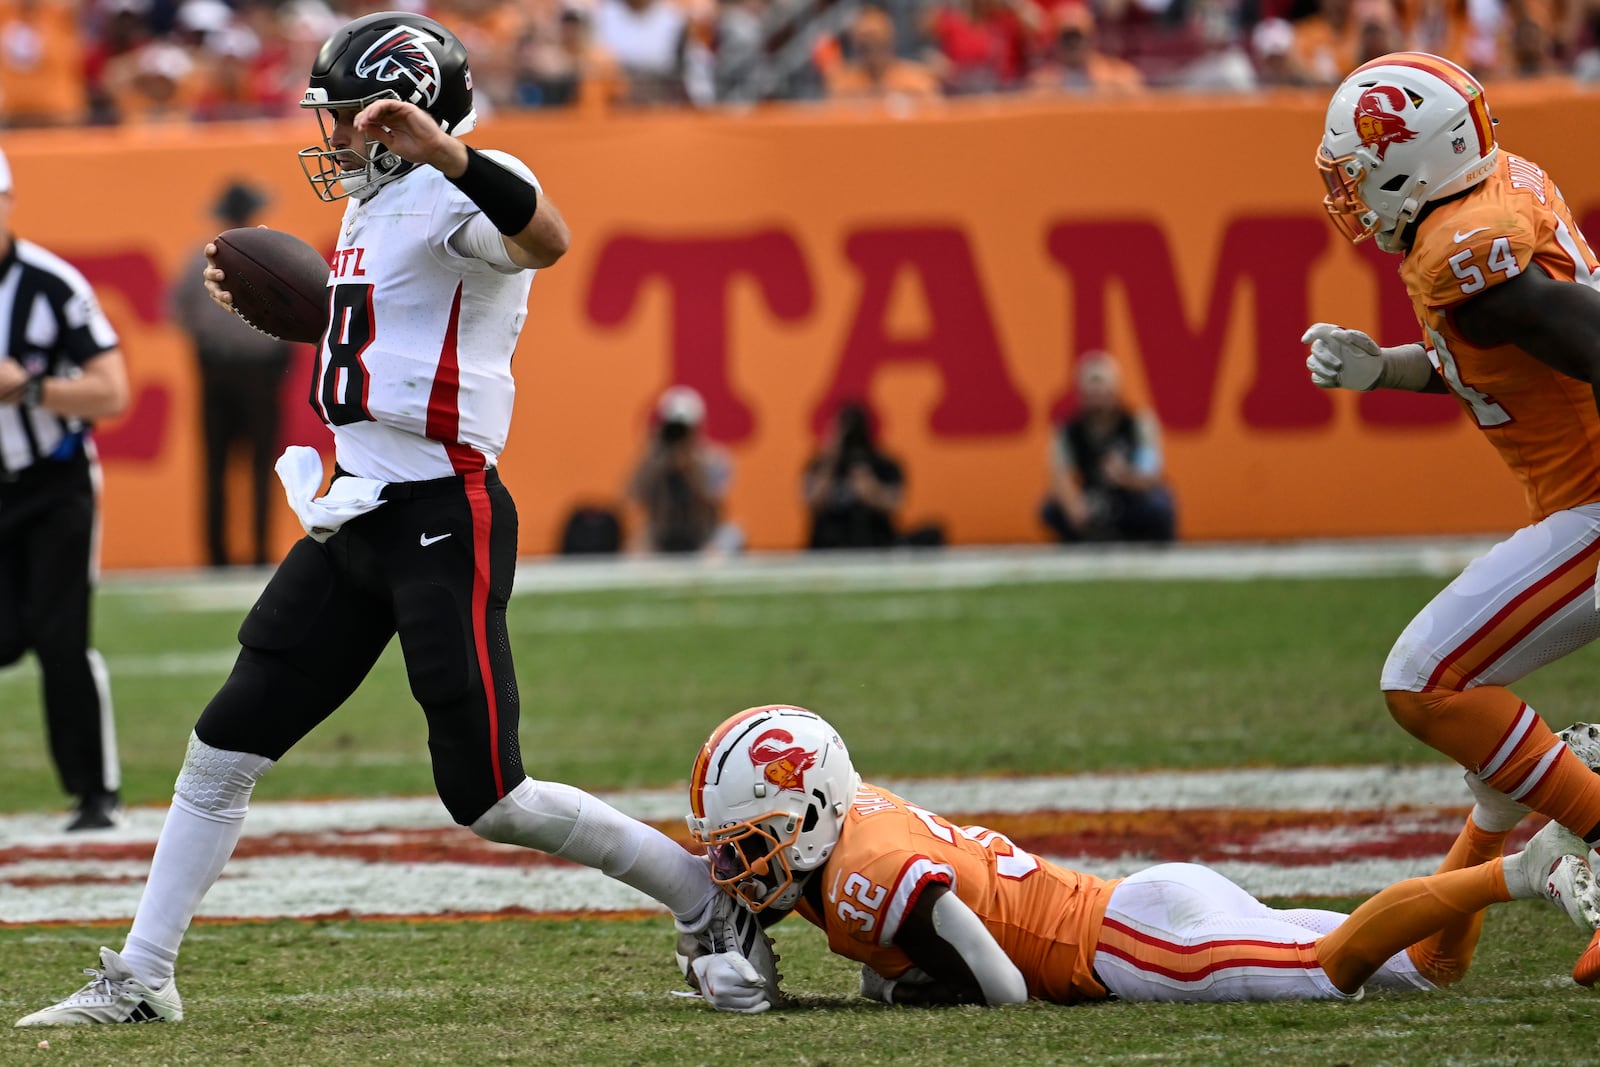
[{"left": 0, "top": 238, "right": 120, "bottom": 476}]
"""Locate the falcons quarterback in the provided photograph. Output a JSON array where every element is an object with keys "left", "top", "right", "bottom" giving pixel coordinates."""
[
  {"left": 1303, "top": 51, "right": 1600, "bottom": 988},
  {"left": 687, "top": 705, "right": 1600, "bottom": 1009},
  {"left": 16, "top": 11, "right": 772, "bottom": 1027}
]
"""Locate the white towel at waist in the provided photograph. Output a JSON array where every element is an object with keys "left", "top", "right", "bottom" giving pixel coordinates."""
[{"left": 274, "top": 445, "right": 388, "bottom": 543}]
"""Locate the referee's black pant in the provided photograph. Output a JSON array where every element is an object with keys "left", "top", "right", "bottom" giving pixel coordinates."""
[{"left": 0, "top": 450, "right": 118, "bottom": 802}]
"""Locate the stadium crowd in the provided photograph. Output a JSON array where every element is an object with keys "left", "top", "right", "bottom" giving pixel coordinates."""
[{"left": 0, "top": 0, "right": 1596, "bottom": 124}]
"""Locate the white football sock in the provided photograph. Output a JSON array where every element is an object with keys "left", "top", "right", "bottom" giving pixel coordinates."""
[
  {"left": 471, "top": 778, "right": 712, "bottom": 919},
  {"left": 119, "top": 735, "right": 275, "bottom": 985}
]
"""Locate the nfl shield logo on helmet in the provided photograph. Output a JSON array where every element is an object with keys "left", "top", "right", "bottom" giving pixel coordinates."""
[
  {"left": 1452, "top": 135, "right": 1467, "bottom": 154},
  {"left": 1353, "top": 85, "right": 1418, "bottom": 160},
  {"left": 355, "top": 26, "right": 443, "bottom": 107}
]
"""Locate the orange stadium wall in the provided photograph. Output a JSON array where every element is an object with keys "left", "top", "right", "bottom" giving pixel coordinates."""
[{"left": 5, "top": 86, "right": 1595, "bottom": 570}]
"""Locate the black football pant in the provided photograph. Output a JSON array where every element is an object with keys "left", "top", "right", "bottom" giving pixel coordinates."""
[
  {"left": 0, "top": 450, "right": 118, "bottom": 801},
  {"left": 195, "top": 468, "right": 525, "bottom": 825}
]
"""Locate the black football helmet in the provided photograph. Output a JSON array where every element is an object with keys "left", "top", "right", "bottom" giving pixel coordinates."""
[{"left": 297, "top": 11, "right": 477, "bottom": 202}]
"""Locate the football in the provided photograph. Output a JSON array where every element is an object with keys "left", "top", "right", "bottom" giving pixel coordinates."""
[{"left": 211, "top": 227, "right": 331, "bottom": 344}]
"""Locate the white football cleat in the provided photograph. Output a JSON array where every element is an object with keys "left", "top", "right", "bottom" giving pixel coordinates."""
[
  {"left": 1504, "top": 821, "right": 1600, "bottom": 930},
  {"left": 14, "top": 947, "right": 183, "bottom": 1027},
  {"left": 1558, "top": 722, "right": 1600, "bottom": 772},
  {"left": 675, "top": 890, "right": 782, "bottom": 1010}
]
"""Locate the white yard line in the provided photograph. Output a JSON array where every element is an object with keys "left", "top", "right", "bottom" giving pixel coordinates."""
[
  {"left": 0, "top": 766, "right": 1472, "bottom": 924},
  {"left": 104, "top": 538, "right": 1501, "bottom": 614}
]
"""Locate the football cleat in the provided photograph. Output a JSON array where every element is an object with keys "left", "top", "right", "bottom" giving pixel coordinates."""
[
  {"left": 1558, "top": 723, "right": 1600, "bottom": 773},
  {"left": 1503, "top": 821, "right": 1600, "bottom": 930},
  {"left": 675, "top": 889, "right": 782, "bottom": 1009},
  {"left": 15, "top": 947, "right": 182, "bottom": 1027}
]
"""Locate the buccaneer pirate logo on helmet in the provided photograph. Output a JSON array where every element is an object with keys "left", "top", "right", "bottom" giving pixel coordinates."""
[
  {"left": 748, "top": 729, "right": 817, "bottom": 793},
  {"left": 1353, "top": 85, "right": 1418, "bottom": 160},
  {"left": 355, "top": 26, "right": 443, "bottom": 107}
]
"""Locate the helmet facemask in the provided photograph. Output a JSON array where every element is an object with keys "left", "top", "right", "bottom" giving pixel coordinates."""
[
  {"left": 702, "top": 811, "right": 807, "bottom": 912},
  {"left": 298, "top": 91, "right": 413, "bottom": 202},
  {"left": 688, "top": 705, "right": 861, "bottom": 915}
]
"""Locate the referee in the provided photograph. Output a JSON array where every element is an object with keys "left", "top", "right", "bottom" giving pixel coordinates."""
[{"left": 0, "top": 146, "right": 130, "bottom": 831}]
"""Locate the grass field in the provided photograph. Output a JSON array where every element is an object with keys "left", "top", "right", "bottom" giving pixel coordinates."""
[{"left": 4, "top": 556, "right": 1600, "bottom": 1064}]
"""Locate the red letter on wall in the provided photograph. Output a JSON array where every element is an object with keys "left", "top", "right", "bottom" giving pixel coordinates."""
[
  {"left": 1046, "top": 218, "right": 1331, "bottom": 431},
  {"left": 816, "top": 227, "right": 1028, "bottom": 436},
  {"left": 587, "top": 230, "right": 813, "bottom": 442},
  {"left": 69, "top": 250, "right": 169, "bottom": 461}
]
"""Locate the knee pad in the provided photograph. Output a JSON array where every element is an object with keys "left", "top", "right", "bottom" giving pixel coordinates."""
[
  {"left": 173, "top": 732, "right": 277, "bottom": 816},
  {"left": 470, "top": 778, "right": 581, "bottom": 853}
]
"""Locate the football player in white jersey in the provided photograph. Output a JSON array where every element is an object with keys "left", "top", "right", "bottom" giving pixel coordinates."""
[{"left": 15, "top": 11, "right": 773, "bottom": 1028}]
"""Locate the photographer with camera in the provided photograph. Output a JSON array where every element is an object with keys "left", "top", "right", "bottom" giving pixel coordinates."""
[
  {"left": 626, "top": 385, "right": 740, "bottom": 555},
  {"left": 802, "top": 400, "right": 905, "bottom": 550}
]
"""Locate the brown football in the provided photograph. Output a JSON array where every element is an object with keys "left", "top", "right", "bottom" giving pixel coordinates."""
[{"left": 211, "top": 227, "right": 330, "bottom": 344}]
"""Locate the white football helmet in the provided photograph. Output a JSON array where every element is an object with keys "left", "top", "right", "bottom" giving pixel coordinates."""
[
  {"left": 1317, "top": 51, "right": 1499, "bottom": 252},
  {"left": 687, "top": 705, "right": 860, "bottom": 913}
]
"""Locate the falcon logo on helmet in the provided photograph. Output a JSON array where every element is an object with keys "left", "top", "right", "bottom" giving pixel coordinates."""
[
  {"left": 748, "top": 729, "right": 817, "bottom": 793},
  {"left": 1353, "top": 85, "right": 1417, "bottom": 160},
  {"left": 355, "top": 27, "right": 442, "bottom": 107}
]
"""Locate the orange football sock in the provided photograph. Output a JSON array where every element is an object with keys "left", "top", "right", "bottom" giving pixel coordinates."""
[
  {"left": 1387, "top": 688, "right": 1600, "bottom": 842},
  {"left": 1403, "top": 816, "right": 1511, "bottom": 985},
  {"left": 1317, "top": 860, "right": 1511, "bottom": 994}
]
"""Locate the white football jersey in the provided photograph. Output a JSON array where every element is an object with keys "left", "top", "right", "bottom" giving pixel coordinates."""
[{"left": 315, "top": 150, "right": 537, "bottom": 483}]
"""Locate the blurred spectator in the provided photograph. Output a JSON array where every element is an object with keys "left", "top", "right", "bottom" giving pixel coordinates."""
[
  {"left": 433, "top": 0, "right": 525, "bottom": 112},
  {"left": 516, "top": 4, "right": 625, "bottom": 109},
  {"left": 1573, "top": 7, "right": 1600, "bottom": 80},
  {"left": 0, "top": 0, "right": 84, "bottom": 127},
  {"left": 593, "top": 0, "right": 689, "bottom": 104},
  {"left": 1459, "top": 0, "right": 1509, "bottom": 73},
  {"left": 704, "top": 0, "right": 767, "bottom": 102},
  {"left": 1353, "top": 0, "right": 1404, "bottom": 64},
  {"left": 1506, "top": 12, "right": 1560, "bottom": 77},
  {"left": 1291, "top": 0, "right": 1357, "bottom": 83},
  {"left": 102, "top": 37, "right": 200, "bottom": 123},
  {"left": 826, "top": 6, "right": 942, "bottom": 102},
  {"left": 1403, "top": 0, "right": 1468, "bottom": 65},
  {"left": 802, "top": 400, "right": 905, "bottom": 550},
  {"left": 82, "top": 0, "right": 151, "bottom": 125},
  {"left": 1028, "top": 4, "right": 1146, "bottom": 94},
  {"left": 1251, "top": 16, "right": 1313, "bottom": 84},
  {"left": 923, "top": 0, "right": 1039, "bottom": 94},
  {"left": 169, "top": 180, "right": 291, "bottom": 569},
  {"left": 1176, "top": 0, "right": 1258, "bottom": 90},
  {"left": 1039, "top": 352, "right": 1176, "bottom": 544},
  {"left": 626, "top": 385, "right": 742, "bottom": 555}
]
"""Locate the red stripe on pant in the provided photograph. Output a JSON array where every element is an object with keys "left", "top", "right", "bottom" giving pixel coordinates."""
[{"left": 461, "top": 470, "right": 503, "bottom": 798}]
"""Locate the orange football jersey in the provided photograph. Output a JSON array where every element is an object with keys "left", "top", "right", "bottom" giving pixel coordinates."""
[
  {"left": 1399, "top": 152, "right": 1600, "bottom": 520},
  {"left": 791, "top": 782, "right": 1118, "bottom": 1003}
]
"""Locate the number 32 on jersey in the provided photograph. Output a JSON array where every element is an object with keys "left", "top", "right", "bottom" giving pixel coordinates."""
[{"left": 832, "top": 806, "right": 1041, "bottom": 935}]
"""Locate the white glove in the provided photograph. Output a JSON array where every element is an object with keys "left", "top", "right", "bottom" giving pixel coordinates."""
[
  {"left": 691, "top": 952, "right": 772, "bottom": 1014},
  {"left": 858, "top": 965, "right": 932, "bottom": 1005},
  {"left": 1302, "top": 323, "right": 1386, "bottom": 391}
]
